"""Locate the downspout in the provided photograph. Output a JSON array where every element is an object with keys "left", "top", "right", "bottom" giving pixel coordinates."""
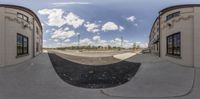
[
  {"left": 41, "top": 29, "right": 43, "bottom": 53},
  {"left": 32, "top": 18, "right": 35, "bottom": 57},
  {"left": 192, "top": 7, "right": 195, "bottom": 67},
  {"left": 158, "top": 13, "right": 161, "bottom": 57}
]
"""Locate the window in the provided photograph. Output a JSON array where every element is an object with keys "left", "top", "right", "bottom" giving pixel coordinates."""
[
  {"left": 36, "top": 27, "right": 39, "bottom": 35},
  {"left": 23, "top": 15, "right": 28, "bottom": 22},
  {"left": 157, "top": 28, "right": 160, "bottom": 32},
  {"left": 36, "top": 42, "right": 39, "bottom": 52},
  {"left": 17, "top": 34, "right": 29, "bottom": 56},
  {"left": 17, "top": 13, "right": 23, "bottom": 19},
  {"left": 167, "top": 32, "right": 181, "bottom": 56},
  {"left": 166, "top": 11, "right": 180, "bottom": 21},
  {"left": 157, "top": 43, "right": 159, "bottom": 51},
  {"left": 17, "top": 13, "right": 29, "bottom": 22}
]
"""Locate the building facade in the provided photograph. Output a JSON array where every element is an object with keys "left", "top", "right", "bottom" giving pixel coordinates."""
[
  {"left": 0, "top": 4, "right": 43, "bottom": 67},
  {"left": 149, "top": 4, "right": 200, "bottom": 67}
]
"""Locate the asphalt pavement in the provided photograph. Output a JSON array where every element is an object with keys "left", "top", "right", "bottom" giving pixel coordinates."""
[{"left": 48, "top": 52, "right": 141, "bottom": 88}]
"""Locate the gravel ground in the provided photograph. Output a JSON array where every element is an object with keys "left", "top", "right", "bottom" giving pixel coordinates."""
[
  {"left": 51, "top": 50, "right": 133, "bottom": 58},
  {"left": 48, "top": 52, "right": 141, "bottom": 89},
  {"left": 50, "top": 51, "right": 122, "bottom": 65}
]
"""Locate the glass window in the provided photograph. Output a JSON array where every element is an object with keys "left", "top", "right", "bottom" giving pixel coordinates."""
[
  {"left": 36, "top": 42, "right": 39, "bottom": 52},
  {"left": 36, "top": 27, "right": 39, "bottom": 35},
  {"left": 23, "top": 37, "right": 28, "bottom": 54},
  {"left": 17, "top": 13, "right": 23, "bottom": 19},
  {"left": 167, "top": 33, "right": 181, "bottom": 56},
  {"left": 166, "top": 11, "right": 180, "bottom": 21},
  {"left": 23, "top": 16, "right": 29, "bottom": 22},
  {"left": 17, "top": 34, "right": 29, "bottom": 56},
  {"left": 17, "top": 35, "right": 23, "bottom": 55},
  {"left": 17, "top": 13, "right": 29, "bottom": 22}
]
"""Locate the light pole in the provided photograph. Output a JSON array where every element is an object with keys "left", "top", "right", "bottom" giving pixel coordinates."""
[
  {"left": 121, "top": 36, "right": 123, "bottom": 50},
  {"left": 77, "top": 34, "right": 80, "bottom": 50},
  {"left": 60, "top": 38, "right": 63, "bottom": 49}
]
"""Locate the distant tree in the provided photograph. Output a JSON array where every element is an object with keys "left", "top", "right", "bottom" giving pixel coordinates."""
[
  {"left": 133, "top": 43, "right": 137, "bottom": 51},
  {"left": 107, "top": 45, "right": 111, "bottom": 50},
  {"left": 137, "top": 45, "right": 141, "bottom": 49},
  {"left": 87, "top": 45, "right": 91, "bottom": 50}
]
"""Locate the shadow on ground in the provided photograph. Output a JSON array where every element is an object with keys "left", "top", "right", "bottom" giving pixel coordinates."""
[{"left": 48, "top": 53, "right": 141, "bottom": 89}]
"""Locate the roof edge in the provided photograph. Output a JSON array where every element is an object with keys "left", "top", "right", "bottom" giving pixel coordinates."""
[
  {"left": 160, "top": 4, "right": 200, "bottom": 14},
  {"left": 0, "top": 4, "right": 42, "bottom": 31}
]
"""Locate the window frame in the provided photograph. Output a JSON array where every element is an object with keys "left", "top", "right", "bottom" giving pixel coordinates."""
[
  {"left": 36, "top": 27, "right": 39, "bottom": 35},
  {"left": 17, "top": 12, "right": 29, "bottom": 22},
  {"left": 166, "top": 32, "right": 181, "bottom": 57},
  {"left": 166, "top": 11, "right": 180, "bottom": 21},
  {"left": 17, "top": 33, "right": 29, "bottom": 56},
  {"left": 36, "top": 42, "right": 39, "bottom": 52}
]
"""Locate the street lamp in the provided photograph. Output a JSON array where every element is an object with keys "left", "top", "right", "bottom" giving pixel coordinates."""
[
  {"left": 120, "top": 36, "right": 123, "bottom": 50},
  {"left": 77, "top": 34, "right": 80, "bottom": 50}
]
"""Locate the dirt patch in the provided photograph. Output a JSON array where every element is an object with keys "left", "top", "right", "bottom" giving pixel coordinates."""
[{"left": 53, "top": 52, "right": 121, "bottom": 65}]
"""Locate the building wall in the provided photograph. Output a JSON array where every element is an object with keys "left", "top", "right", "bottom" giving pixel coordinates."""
[
  {"left": 149, "top": 19, "right": 160, "bottom": 55},
  {"left": 150, "top": 32, "right": 159, "bottom": 55},
  {"left": 161, "top": 8, "right": 194, "bottom": 67},
  {"left": 4, "top": 8, "right": 33, "bottom": 66},
  {"left": 193, "top": 7, "right": 200, "bottom": 67},
  {"left": 34, "top": 21, "right": 43, "bottom": 56},
  {"left": 0, "top": 6, "right": 42, "bottom": 66},
  {"left": 0, "top": 7, "right": 5, "bottom": 66},
  {"left": 150, "top": 5, "right": 200, "bottom": 67}
]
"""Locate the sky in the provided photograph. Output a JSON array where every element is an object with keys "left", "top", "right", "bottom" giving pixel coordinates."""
[{"left": 1, "top": 0, "right": 200, "bottom": 48}]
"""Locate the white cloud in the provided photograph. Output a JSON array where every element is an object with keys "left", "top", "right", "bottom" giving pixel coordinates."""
[
  {"left": 52, "top": 2, "right": 92, "bottom": 5},
  {"left": 38, "top": 9, "right": 66, "bottom": 27},
  {"left": 134, "top": 42, "right": 148, "bottom": 48},
  {"left": 45, "top": 30, "right": 50, "bottom": 33},
  {"left": 92, "top": 36, "right": 108, "bottom": 47},
  {"left": 127, "top": 16, "right": 136, "bottom": 22},
  {"left": 92, "top": 36, "right": 101, "bottom": 41},
  {"left": 71, "top": 36, "right": 108, "bottom": 47},
  {"left": 41, "top": 23, "right": 45, "bottom": 27},
  {"left": 64, "top": 12, "right": 85, "bottom": 28},
  {"left": 64, "top": 39, "right": 71, "bottom": 42},
  {"left": 84, "top": 22, "right": 100, "bottom": 33},
  {"left": 51, "top": 29, "right": 76, "bottom": 40},
  {"left": 98, "top": 20, "right": 102, "bottom": 23},
  {"left": 43, "top": 40, "right": 47, "bottom": 43},
  {"left": 80, "top": 38, "right": 92, "bottom": 46},
  {"left": 102, "top": 22, "right": 119, "bottom": 31},
  {"left": 134, "top": 23, "right": 138, "bottom": 27},
  {"left": 54, "top": 39, "right": 59, "bottom": 42},
  {"left": 64, "top": 27, "right": 70, "bottom": 31},
  {"left": 109, "top": 38, "right": 132, "bottom": 48},
  {"left": 119, "top": 26, "right": 124, "bottom": 31},
  {"left": 51, "top": 28, "right": 56, "bottom": 31},
  {"left": 115, "top": 38, "right": 122, "bottom": 42},
  {"left": 76, "top": 32, "right": 80, "bottom": 36},
  {"left": 38, "top": 9, "right": 84, "bottom": 28},
  {"left": 49, "top": 35, "right": 147, "bottom": 48}
]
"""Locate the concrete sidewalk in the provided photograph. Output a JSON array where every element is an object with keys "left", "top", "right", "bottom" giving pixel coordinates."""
[
  {"left": 103, "top": 54, "right": 195, "bottom": 98},
  {"left": 113, "top": 52, "right": 136, "bottom": 60},
  {"left": 0, "top": 54, "right": 110, "bottom": 99},
  {"left": 0, "top": 53, "right": 199, "bottom": 99}
]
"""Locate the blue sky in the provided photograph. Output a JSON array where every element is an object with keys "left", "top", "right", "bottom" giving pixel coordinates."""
[{"left": 1, "top": 0, "right": 200, "bottom": 48}]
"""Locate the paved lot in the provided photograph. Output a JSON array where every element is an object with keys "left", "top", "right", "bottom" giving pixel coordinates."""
[
  {"left": 48, "top": 52, "right": 140, "bottom": 88},
  {"left": 0, "top": 53, "right": 199, "bottom": 99}
]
